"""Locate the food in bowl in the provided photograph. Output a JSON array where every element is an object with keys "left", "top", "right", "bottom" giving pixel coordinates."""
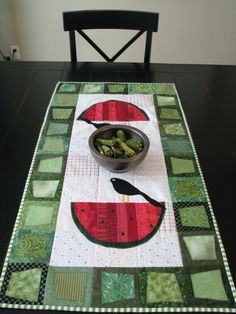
[
  {"left": 88, "top": 124, "right": 150, "bottom": 173},
  {"left": 95, "top": 129, "right": 143, "bottom": 158}
]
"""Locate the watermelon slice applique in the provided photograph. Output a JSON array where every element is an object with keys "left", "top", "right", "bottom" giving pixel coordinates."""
[
  {"left": 71, "top": 202, "right": 165, "bottom": 248},
  {"left": 78, "top": 100, "right": 149, "bottom": 122}
]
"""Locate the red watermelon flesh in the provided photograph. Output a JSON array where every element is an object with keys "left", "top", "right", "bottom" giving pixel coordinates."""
[
  {"left": 80, "top": 100, "right": 149, "bottom": 121},
  {"left": 71, "top": 202, "right": 164, "bottom": 248}
]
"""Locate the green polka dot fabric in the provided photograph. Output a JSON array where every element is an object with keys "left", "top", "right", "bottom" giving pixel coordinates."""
[{"left": 0, "top": 82, "right": 235, "bottom": 313}]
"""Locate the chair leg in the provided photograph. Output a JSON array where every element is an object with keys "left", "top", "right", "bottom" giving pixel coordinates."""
[
  {"left": 144, "top": 31, "right": 153, "bottom": 64},
  {"left": 69, "top": 31, "right": 77, "bottom": 62}
]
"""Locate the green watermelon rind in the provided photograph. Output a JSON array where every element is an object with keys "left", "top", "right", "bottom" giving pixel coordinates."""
[{"left": 71, "top": 203, "right": 165, "bottom": 249}]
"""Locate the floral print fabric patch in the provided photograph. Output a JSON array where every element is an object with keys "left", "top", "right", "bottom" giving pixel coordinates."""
[{"left": 0, "top": 82, "right": 235, "bottom": 313}]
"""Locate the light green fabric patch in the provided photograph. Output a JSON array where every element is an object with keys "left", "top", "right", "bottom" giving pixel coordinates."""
[
  {"left": 153, "top": 84, "right": 176, "bottom": 95},
  {"left": 58, "top": 83, "right": 77, "bottom": 93},
  {"left": 42, "top": 138, "right": 64, "bottom": 152},
  {"left": 24, "top": 203, "right": 54, "bottom": 226},
  {"left": 183, "top": 235, "right": 216, "bottom": 260},
  {"left": 51, "top": 94, "right": 78, "bottom": 106},
  {"left": 82, "top": 84, "right": 104, "bottom": 93},
  {"left": 6, "top": 268, "right": 42, "bottom": 301},
  {"left": 160, "top": 108, "right": 181, "bottom": 120},
  {"left": 14, "top": 234, "right": 46, "bottom": 258},
  {"left": 47, "top": 122, "right": 69, "bottom": 136},
  {"left": 179, "top": 205, "right": 210, "bottom": 228},
  {"left": 163, "top": 123, "right": 186, "bottom": 136},
  {"left": 53, "top": 272, "right": 87, "bottom": 301},
  {"left": 176, "top": 178, "right": 205, "bottom": 198},
  {"left": 32, "top": 180, "right": 59, "bottom": 198},
  {"left": 129, "top": 83, "right": 150, "bottom": 94},
  {"left": 165, "top": 139, "right": 193, "bottom": 155},
  {"left": 101, "top": 272, "right": 135, "bottom": 304},
  {"left": 107, "top": 84, "right": 126, "bottom": 93},
  {"left": 191, "top": 270, "right": 228, "bottom": 301},
  {"left": 156, "top": 95, "right": 177, "bottom": 106},
  {"left": 52, "top": 108, "right": 73, "bottom": 120},
  {"left": 170, "top": 157, "right": 195, "bottom": 174},
  {"left": 146, "top": 272, "right": 183, "bottom": 303},
  {"left": 38, "top": 157, "right": 63, "bottom": 173}
]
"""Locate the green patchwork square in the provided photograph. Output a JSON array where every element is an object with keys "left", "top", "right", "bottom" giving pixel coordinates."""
[
  {"left": 21, "top": 201, "right": 58, "bottom": 231},
  {"left": 146, "top": 272, "right": 183, "bottom": 303},
  {"left": 14, "top": 234, "right": 47, "bottom": 258},
  {"left": 129, "top": 83, "right": 151, "bottom": 94},
  {"left": 51, "top": 94, "right": 78, "bottom": 106},
  {"left": 52, "top": 108, "right": 73, "bottom": 120},
  {"left": 163, "top": 123, "right": 186, "bottom": 136},
  {"left": 101, "top": 272, "right": 135, "bottom": 304},
  {"left": 183, "top": 235, "right": 216, "bottom": 260},
  {"left": 32, "top": 180, "right": 59, "bottom": 198},
  {"left": 57, "top": 83, "right": 78, "bottom": 93},
  {"left": 179, "top": 205, "right": 210, "bottom": 228},
  {"left": 44, "top": 267, "right": 93, "bottom": 307},
  {"left": 6, "top": 268, "right": 42, "bottom": 302},
  {"left": 170, "top": 177, "right": 206, "bottom": 201},
  {"left": 155, "top": 95, "right": 177, "bottom": 107},
  {"left": 106, "top": 84, "right": 127, "bottom": 93},
  {"left": 47, "top": 122, "right": 69, "bottom": 136},
  {"left": 160, "top": 108, "right": 181, "bottom": 120},
  {"left": 37, "top": 156, "right": 63, "bottom": 173},
  {"left": 164, "top": 139, "right": 193, "bottom": 156},
  {"left": 170, "top": 157, "right": 195, "bottom": 175},
  {"left": 152, "top": 83, "right": 176, "bottom": 95},
  {"left": 81, "top": 83, "right": 104, "bottom": 93},
  {"left": 39, "top": 137, "right": 69, "bottom": 154},
  {"left": 190, "top": 270, "right": 228, "bottom": 301}
]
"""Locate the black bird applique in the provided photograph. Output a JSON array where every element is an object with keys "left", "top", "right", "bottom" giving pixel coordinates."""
[{"left": 110, "top": 178, "right": 166, "bottom": 211}]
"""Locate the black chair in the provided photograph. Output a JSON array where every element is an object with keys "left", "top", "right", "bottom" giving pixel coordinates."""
[{"left": 63, "top": 10, "right": 159, "bottom": 63}]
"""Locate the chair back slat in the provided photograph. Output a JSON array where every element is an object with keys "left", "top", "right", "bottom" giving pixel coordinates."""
[{"left": 63, "top": 10, "right": 159, "bottom": 63}]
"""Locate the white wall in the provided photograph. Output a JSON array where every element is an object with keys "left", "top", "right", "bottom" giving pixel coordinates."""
[
  {"left": 1, "top": 0, "right": 236, "bottom": 64},
  {"left": 0, "top": 0, "right": 18, "bottom": 58}
]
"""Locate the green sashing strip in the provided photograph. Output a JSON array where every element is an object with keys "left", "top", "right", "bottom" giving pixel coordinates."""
[{"left": 0, "top": 82, "right": 235, "bottom": 313}]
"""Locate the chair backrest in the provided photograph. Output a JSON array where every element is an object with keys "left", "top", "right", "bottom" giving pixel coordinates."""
[{"left": 63, "top": 10, "right": 159, "bottom": 63}]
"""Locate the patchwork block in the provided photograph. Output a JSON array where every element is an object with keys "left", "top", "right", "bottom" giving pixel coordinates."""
[
  {"left": 57, "top": 83, "right": 78, "bottom": 93},
  {"left": 156, "top": 95, "right": 177, "bottom": 107},
  {"left": 183, "top": 235, "right": 216, "bottom": 260},
  {"left": 160, "top": 108, "right": 181, "bottom": 120},
  {"left": 47, "top": 122, "right": 69, "bottom": 136},
  {"left": 53, "top": 272, "right": 87, "bottom": 301},
  {"left": 146, "top": 272, "right": 183, "bottom": 303},
  {"left": 51, "top": 94, "right": 78, "bottom": 106},
  {"left": 6, "top": 268, "right": 42, "bottom": 302},
  {"left": 190, "top": 269, "right": 228, "bottom": 301},
  {"left": 170, "top": 157, "right": 195, "bottom": 175},
  {"left": 164, "top": 138, "right": 193, "bottom": 156},
  {"left": 106, "top": 83, "right": 127, "bottom": 93},
  {"left": 42, "top": 138, "right": 64, "bottom": 153},
  {"left": 32, "top": 180, "right": 59, "bottom": 198},
  {"left": 152, "top": 84, "right": 176, "bottom": 95},
  {"left": 101, "top": 272, "right": 135, "bottom": 304},
  {"left": 179, "top": 205, "right": 210, "bottom": 228},
  {"left": 13, "top": 234, "right": 47, "bottom": 259},
  {"left": 52, "top": 108, "right": 73, "bottom": 120},
  {"left": 37, "top": 156, "right": 63, "bottom": 173},
  {"left": 163, "top": 123, "right": 186, "bottom": 136},
  {"left": 81, "top": 83, "right": 104, "bottom": 93}
]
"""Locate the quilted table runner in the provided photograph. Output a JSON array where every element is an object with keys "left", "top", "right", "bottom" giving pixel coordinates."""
[{"left": 0, "top": 82, "right": 235, "bottom": 312}]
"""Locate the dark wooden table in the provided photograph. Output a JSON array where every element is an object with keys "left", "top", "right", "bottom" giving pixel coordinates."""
[{"left": 0, "top": 61, "right": 235, "bottom": 314}]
